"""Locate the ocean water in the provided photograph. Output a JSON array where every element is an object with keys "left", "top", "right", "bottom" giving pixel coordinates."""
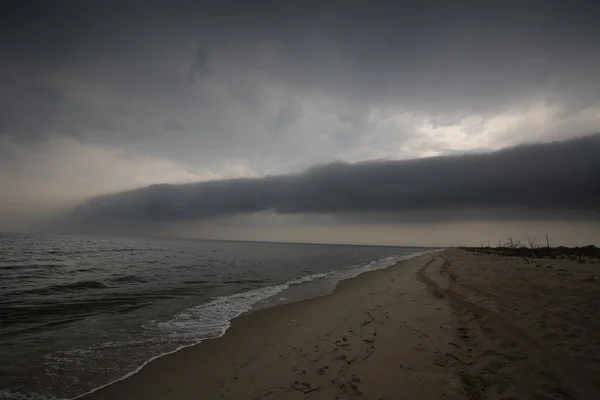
[{"left": 0, "top": 233, "right": 434, "bottom": 399}]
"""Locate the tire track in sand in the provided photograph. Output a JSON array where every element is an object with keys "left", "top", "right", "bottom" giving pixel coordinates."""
[{"left": 418, "top": 254, "right": 600, "bottom": 400}]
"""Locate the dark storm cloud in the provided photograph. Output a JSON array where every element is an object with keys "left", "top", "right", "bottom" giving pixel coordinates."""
[
  {"left": 56, "top": 134, "right": 600, "bottom": 230},
  {"left": 2, "top": 0, "right": 600, "bottom": 148},
  {"left": 3, "top": 0, "right": 600, "bottom": 239}
]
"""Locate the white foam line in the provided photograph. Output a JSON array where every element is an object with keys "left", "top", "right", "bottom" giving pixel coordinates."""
[
  {"left": 0, "top": 389, "right": 57, "bottom": 400},
  {"left": 71, "top": 338, "right": 208, "bottom": 399},
  {"left": 70, "top": 249, "right": 439, "bottom": 399}
]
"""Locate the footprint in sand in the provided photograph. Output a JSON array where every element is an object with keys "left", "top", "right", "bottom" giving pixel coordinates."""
[{"left": 317, "top": 366, "right": 329, "bottom": 375}]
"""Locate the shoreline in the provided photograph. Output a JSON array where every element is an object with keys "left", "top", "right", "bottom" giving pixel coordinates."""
[
  {"left": 82, "top": 248, "right": 600, "bottom": 399},
  {"left": 82, "top": 252, "right": 451, "bottom": 399},
  {"left": 74, "top": 250, "right": 438, "bottom": 399}
]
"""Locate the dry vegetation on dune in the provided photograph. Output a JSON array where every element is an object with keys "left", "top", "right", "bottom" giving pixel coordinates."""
[{"left": 461, "top": 238, "right": 600, "bottom": 265}]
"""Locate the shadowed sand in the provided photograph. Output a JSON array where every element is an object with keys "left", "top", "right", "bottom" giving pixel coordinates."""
[{"left": 82, "top": 250, "right": 600, "bottom": 399}]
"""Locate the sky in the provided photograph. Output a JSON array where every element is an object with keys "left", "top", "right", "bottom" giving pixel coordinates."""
[{"left": 1, "top": 0, "right": 599, "bottom": 246}]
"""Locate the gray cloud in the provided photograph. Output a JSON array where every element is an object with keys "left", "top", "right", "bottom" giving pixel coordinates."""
[
  {"left": 3, "top": 1, "right": 600, "bottom": 242},
  {"left": 54, "top": 134, "right": 600, "bottom": 232},
  {"left": 2, "top": 1, "right": 600, "bottom": 154}
]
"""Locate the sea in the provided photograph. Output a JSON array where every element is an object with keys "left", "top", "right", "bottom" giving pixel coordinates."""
[{"left": 0, "top": 233, "right": 435, "bottom": 399}]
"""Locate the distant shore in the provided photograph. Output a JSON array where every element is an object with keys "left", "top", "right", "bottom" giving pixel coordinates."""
[{"left": 82, "top": 249, "right": 600, "bottom": 399}]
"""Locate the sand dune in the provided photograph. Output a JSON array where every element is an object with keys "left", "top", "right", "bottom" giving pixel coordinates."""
[{"left": 427, "top": 249, "right": 600, "bottom": 400}]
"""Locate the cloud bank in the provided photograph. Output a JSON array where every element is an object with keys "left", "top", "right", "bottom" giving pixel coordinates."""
[
  {"left": 2, "top": 1, "right": 600, "bottom": 244},
  {"left": 54, "top": 134, "right": 600, "bottom": 232}
]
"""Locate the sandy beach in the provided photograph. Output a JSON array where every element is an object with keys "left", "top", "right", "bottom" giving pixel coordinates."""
[{"left": 83, "top": 249, "right": 600, "bottom": 400}]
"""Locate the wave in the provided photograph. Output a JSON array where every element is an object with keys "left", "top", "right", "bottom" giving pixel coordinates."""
[
  {"left": 108, "top": 275, "right": 147, "bottom": 284},
  {"left": 0, "top": 265, "right": 25, "bottom": 270},
  {"left": 22, "top": 280, "right": 109, "bottom": 295},
  {"left": 152, "top": 252, "right": 438, "bottom": 342},
  {"left": 222, "top": 279, "right": 268, "bottom": 284},
  {"left": 112, "top": 303, "right": 150, "bottom": 314},
  {"left": 71, "top": 249, "right": 437, "bottom": 399},
  {"left": 57, "top": 281, "right": 108, "bottom": 290},
  {"left": 1, "top": 295, "right": 157, "bottom": 329},
  {"left": 0, "top": 263, "right": 64, "bottom": 271},
  {"left": 328, "top": 250, "right": 436, "bottom": 282},
  {"left": 153, "top": 274, "right": 324, "bottom": 340},
  {"left": 1, "top": 315, "right": 88, "bottom": 337},
  {"left": 0, "top": 389, "right": 57, "bottom": 400},
  {"left": 71, "top": 271, "right": 332, "bottom": 399}
]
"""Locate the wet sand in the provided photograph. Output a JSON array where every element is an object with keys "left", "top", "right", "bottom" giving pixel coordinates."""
[{"left": 83, "top": 249, "right": 600, "bottom": 399}]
